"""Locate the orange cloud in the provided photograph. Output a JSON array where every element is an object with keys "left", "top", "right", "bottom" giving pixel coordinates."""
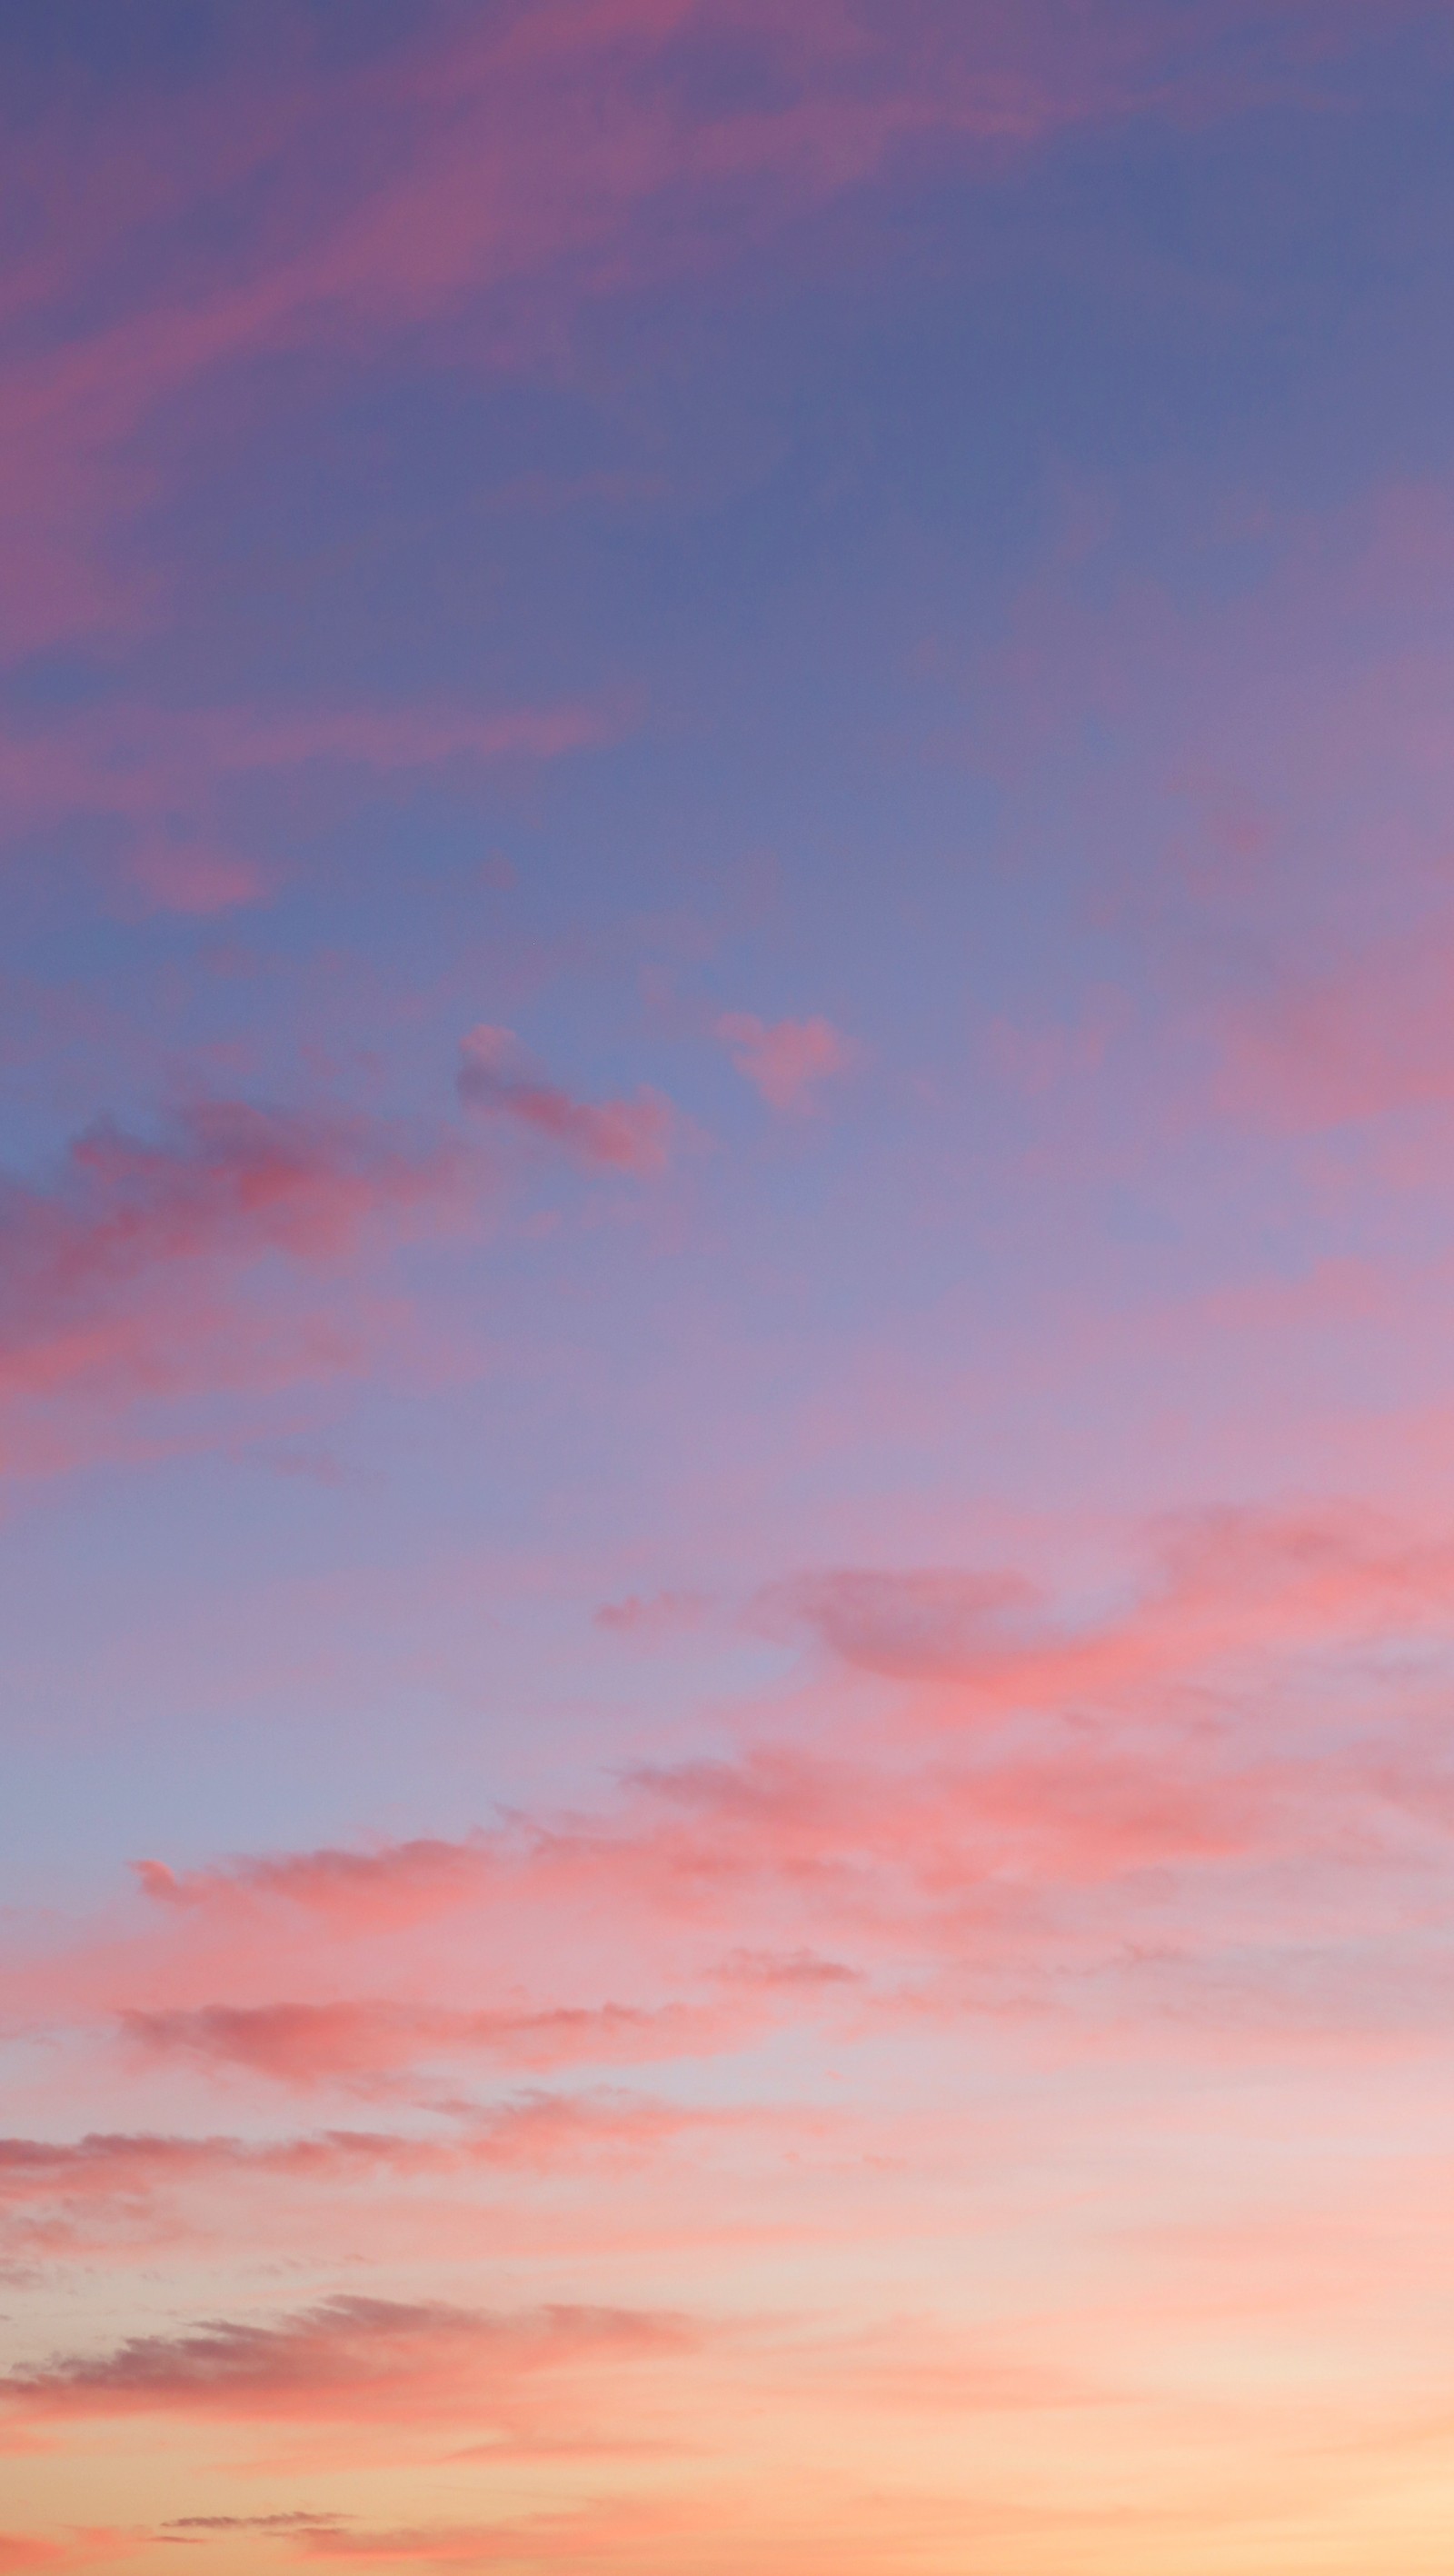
[
  {"left": 0, "top": 2538, "right": 138, "bottom": 2575},
  {"left": 283, "top": 2496, "right": 708, "bottom": 2569}
]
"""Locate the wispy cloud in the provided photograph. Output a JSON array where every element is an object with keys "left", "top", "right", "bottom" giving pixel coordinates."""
[
  {"left": 0, "top": 1098, "right": 453, "bottom": 1470},
  {"left": 458, "top": 1028, "right": 673, "bottom": 1175},
  {"left": 0, "top": 2293, "right": 695, "bottom": 2431},
  {"left": 0, "top": 698, "right": 623, "bottom": 912},
  {"left": 0, "top": 0, "right": 1312, "bottom": 656}
]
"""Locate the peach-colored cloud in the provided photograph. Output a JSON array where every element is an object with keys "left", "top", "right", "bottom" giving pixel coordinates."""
[
  {"left": 458, "top": 1028, "right": 673, "bottom": 1175},
  {"left": 0, "top": 2095, "right": 712, "bottom": 2209},
  {"left": 164, "top": 2515, "right": 345, "bottom": 2535},
  {"left": 716, "top": 1013, "right": 854, "bottom": 1112},
  {"left": 0, "top": 2538, "right": 137, "bottom": 2575},
  {"left": 0, "top": 2292, "right": 694, "bottom": 2428},
  {"left": 0, "top": 2095, "right": 737, "bottom": 2276},
  {"left": 284, "top": 2501, "right": 698, "bottom": 2568},
  {"left": 283, "top": 2496, "right": 712, "bottom": 2570}
]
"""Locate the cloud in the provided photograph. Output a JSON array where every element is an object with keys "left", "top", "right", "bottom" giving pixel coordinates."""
[
  {"left": 1214, "top": 931, "right": 1454, "bottom": 1138},
  {"left": 0, "top": 0, "right": 1407, "bottom": 654},
  {"left": 124, "top": 840, "right": 270, "bottom": 918},
  {"left": 776, "top": 1506, "right": 1454, "bottom": 1705},
  {"left": 16, "top": 1503, "right": 1453, "bottom": 2200},
  {"left": 716, "top": 1013, "right": 854, "bottom": 1112},
  {"left": 0, "top": 2096, "right": 727, "bottom": 2271},
  {"left": 4, "top": 1099, "right": 432, "bottom": 1290},
  {"left": 714, "top": 1947, "right": 860, "bottom": 1989},
  {"left": 458, "top": 1028, "right": 673, "bottom": 1175},
  {"left": 278, "top": 2497, "right": 699, "bottom": 2567},
  {"left": 772, "top": 1566, "right": 1045, "bottom": 1682},
  {"left": 0, "top": 2293, "right": 694, "bottom": 2430},
  {"left": 164, "top": 2516, "right": 344, "bottom": 2535},
  {"left": 0, "top": 700, "right": 619, "bottom": 914},
  {"left": 593, "top": 1590, "right": 707, "bottom": 1638},
  {"left": 135, "top": 1834, "right": 501, "bottom": 1929},
  {"left": 0, "top": 2540, "right": 135, "bottom": 2575},
  {"left": 0, "top": 1098, "right": 450, "bottom": 1466},
  {"left": 120, "top": 2000, "right": 722, "bottom": 2091},
  {"left": 0, "top": 2097, "right": 703, "bottom": 2202}
]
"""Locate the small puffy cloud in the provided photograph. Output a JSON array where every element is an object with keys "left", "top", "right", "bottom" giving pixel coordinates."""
[{"left": 716, "top": 1013, "right": 853, "bottom": 1112}]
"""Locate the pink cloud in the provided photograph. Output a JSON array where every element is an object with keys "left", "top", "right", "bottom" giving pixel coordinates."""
[
  {"left": 66, "top": 1503, "right": 1454, "bottom": 2051},
  {"left": 120, "top": 1999, "right": 722, "bottom": 2091},
  {"left": 0, "top": 3, "right": 1399, "bottom": 654},
  {"left": 593, "top": 1589, "right": 708, "bottom": 1637},
  {"left": 134, "top": 1833, "right": 500, "bottom": 1929},
  {"left": 0, "top": 2097, "right": 722, "bottom": 2271},
  {"left": 458, "top": 1028, "right": 673, "bottom": 1175},
  {"left": 0, "top": 698, "right": 618, "bottom": 915},
  {"left": 1214, "top": 931, "right": 1454, "bottom": 1137},
  {"left": 124, "top": 839, "right": 270, "bottom": 917},
  {"left": 0, "top": 1101, "right": 451, "bottom": 1465},
  {"left": 0, "top": 2098, "right": 704, "bottom": 2202},
  {"left": 775, "top": 1505, "right": 1454, "bottom": 1710},
  {"left": 716, "top": 1013, "right": 854, "bottom": 1113},
  {"left": 0, "top": 2293, "right": 694, "bottom": 2429}
]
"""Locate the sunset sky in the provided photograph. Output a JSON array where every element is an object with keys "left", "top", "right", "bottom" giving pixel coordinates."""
[{"left": 6, "top": 5, "right": 1454, "bottom": 2569}]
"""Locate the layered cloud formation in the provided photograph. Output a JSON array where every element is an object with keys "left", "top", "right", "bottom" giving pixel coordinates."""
[{"left": 5, "top": 4, "right": 1454, "bottom": 2571}]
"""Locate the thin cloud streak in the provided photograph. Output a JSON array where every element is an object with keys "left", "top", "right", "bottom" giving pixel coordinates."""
[{"left": 458, "top": 1028, "right": 674, "bottom": 1175}]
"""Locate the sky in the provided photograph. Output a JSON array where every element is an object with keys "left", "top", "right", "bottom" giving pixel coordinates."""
[{"left": 5, "top": 2, "right": 1454, "bottom": 2568}]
